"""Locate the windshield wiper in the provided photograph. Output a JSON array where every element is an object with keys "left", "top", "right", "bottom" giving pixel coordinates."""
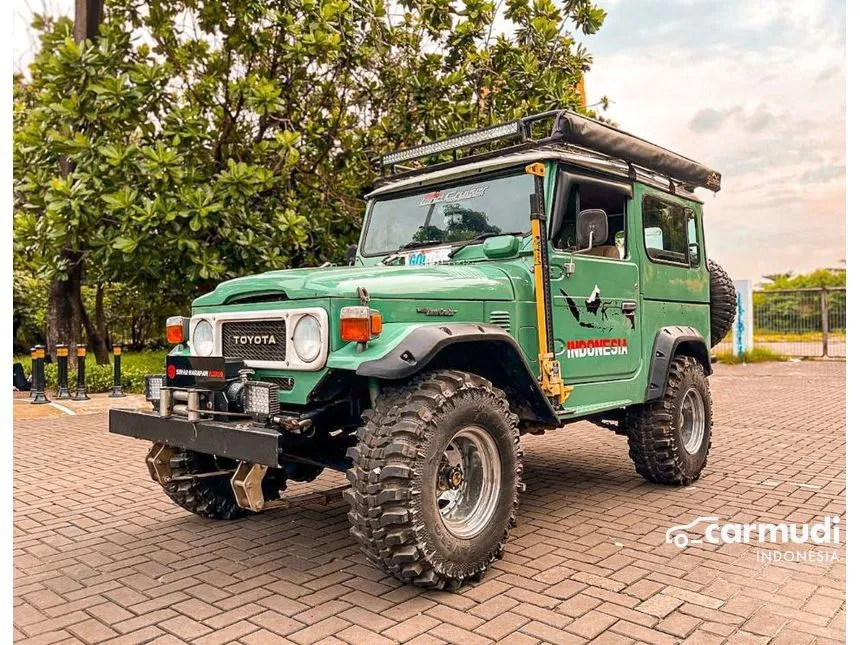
[
  {"left": 448, "top": 231, "right": 523, "bottom": 259},
  {"left": 398, "top": 239, "right": 443, "bottom": 250}
]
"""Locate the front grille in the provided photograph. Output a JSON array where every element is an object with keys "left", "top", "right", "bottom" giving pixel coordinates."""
[
  {"left": 259, "top": 376, "right": 295, "bottom": 391},
  {"left": 221, "top": 320, "right": 288, "bottom": 362}
]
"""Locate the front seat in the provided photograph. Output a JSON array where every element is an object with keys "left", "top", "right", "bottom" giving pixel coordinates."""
[{"left": 583, "top": 245, "right": 620, "bottom": 259}]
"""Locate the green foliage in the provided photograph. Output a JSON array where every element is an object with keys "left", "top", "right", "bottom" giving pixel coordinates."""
[
  {"left": 14, "top": 0, "right": 607, "bottom": 345},
  {"left": 13, "top": 270, "right": 48, "bottom": 353}
]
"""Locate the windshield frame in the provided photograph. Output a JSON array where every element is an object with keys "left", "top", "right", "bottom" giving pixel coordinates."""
[{"left": 359, "top": 168, "right": 533, "bottom": 258}]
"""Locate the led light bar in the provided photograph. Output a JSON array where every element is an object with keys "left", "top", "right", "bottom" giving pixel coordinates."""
[
  {"left": 381, "top": 121, "right": 521, "bottom": 167},
  {"left": 244, "top": 381, "right": 280, "bottom": 417}
]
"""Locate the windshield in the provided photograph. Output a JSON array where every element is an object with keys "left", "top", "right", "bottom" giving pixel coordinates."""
[{"left": 362, "top": 172, "right": 534, "bottom": 256}]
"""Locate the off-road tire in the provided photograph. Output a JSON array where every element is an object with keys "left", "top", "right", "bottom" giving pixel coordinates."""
[
  {"left": 708, "top": 259, "right": 736, "bottom": 347},
  {"left": 345, "top": 370, "right": 522, "bottom": 589},
  {"left": 161, "top": 449, "right": 283, "bottom": 520},
  {"left": 626, "top": 355, "right": 712, "bottom": 485}
]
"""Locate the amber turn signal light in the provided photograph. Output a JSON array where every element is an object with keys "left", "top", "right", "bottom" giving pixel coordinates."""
[
  {"left": 340, "top": 306, "right": 383, "bottom": 343},
  {"left": 165, "top": 316, "right": 190, "bottom": 344},
  {"left": 370, "top": 311, "right": 383, "bottom": 335}
]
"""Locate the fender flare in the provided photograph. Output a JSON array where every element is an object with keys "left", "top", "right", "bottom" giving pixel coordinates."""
[
  {"left": 356, "top": 323, "right": 560, "bottom": 427},
  {"left": 645, "top": 326, "right": 713, "bottom": 402}
]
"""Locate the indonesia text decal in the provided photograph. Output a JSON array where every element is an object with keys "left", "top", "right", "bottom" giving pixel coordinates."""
[{"left": 566, "top": 338, "right": 628, "bottom": 359}]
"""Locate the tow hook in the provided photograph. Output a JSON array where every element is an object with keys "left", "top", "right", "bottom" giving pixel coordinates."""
[
  {"left": 273, "top": 415, "right": 314, "bottom": 437},
  {"left": 231, "top": 461, "right": 268, "bottom": 512}
]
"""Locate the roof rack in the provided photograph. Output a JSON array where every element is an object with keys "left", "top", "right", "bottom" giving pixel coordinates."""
[{"left": 375, "top": 110, "right": 721, "bottom": 192}]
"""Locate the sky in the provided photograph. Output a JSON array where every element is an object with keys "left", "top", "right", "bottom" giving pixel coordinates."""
[
  {"left": 586, "top": 0, "right": 846, "bottom": 282},
  {"left": 12, "top": 0, "right": 846, "bottom": 283}
]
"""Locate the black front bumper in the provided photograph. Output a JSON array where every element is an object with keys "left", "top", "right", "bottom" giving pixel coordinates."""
[{"left": 109, "top": 409, "right": 282, "bottom": 467}]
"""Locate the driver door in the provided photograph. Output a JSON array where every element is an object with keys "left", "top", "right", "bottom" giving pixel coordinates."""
[{"left": 548, "top": 171, "right": 642, "bottom": 388}]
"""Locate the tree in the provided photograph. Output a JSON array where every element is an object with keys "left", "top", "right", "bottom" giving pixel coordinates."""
[
  {"left": 759, "top": 268, "right": 846, "bottom": 290},
  {"left": 14, "top": 0, "right": 608, "bottom": 356}
]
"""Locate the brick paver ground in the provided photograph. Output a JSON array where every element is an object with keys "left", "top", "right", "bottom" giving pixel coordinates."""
[
  {"left": 13, "top": 393, "right": 148, "bottom": 421},
  {"left": 13, "top": 361, "right": 846, "bottom": 644}
]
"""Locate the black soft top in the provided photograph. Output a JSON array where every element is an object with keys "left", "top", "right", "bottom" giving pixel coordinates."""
[{"left": 553, "top": 112, "right": 721, "bottom": 192}]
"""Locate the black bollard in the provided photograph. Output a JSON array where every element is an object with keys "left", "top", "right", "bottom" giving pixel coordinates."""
[
  {"left": 31, "top": 345, "right": 50, "bottom": 404},
  {"left": 29, "top": 347, "right": 37, "bottom": 400},
  {"left": 109, "top": 344, "right": 126, "bottom": 398},
  {"left": 71, "top": 344, "right": 90, "bottom": 401},
  {"left": 55, "top": 344, "right": 71, "bottom": 400}
]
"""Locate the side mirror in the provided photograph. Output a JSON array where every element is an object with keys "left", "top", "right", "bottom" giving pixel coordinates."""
[
  {"left": 482, "top": 235, "right": 520, "bottom": 259},
  {"left": 346, "top": 244, "right": 357, "bottom": 266},
  {"left": 576, "top": 209, "right": 608, "bottom": 251}
]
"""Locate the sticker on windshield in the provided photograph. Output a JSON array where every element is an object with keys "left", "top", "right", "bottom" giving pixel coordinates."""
[
  {"left": 418, "top": 185, "right": 488, "bottom": 206},
  {"left": 406, "top": 246, "right": 453, "bottom": 265}
]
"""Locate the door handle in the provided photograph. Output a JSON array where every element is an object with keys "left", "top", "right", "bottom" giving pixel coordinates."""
[{"left": 621, "top": 301, "right": 637, "bottom": 314}]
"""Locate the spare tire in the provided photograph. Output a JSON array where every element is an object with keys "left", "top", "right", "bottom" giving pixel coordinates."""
[{"left": 708, "top": 260, "right": 736, "bottom": 347}]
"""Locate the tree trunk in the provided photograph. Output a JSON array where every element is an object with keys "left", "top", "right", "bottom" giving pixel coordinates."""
[
  {"left": 46, "top": 255, "right": 83, "bottom": 364},
  {"left": 45, "top": 0, "right": 105, "bottom": 363},
  {"left": 76, "top": 285, "right": 110, "bottom": 365},
  {"left": 95, "top": 282, "right": 110, "bottom": 349},
  {"left": 74, "top": 0, "right": 103, "bottom": 41}
]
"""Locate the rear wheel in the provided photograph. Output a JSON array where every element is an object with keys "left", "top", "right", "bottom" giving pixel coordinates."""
[
  {"left": 345, "top": 370, "right": 522, "bottom": 589},
  {"left": 626, "top": 355, "right": 712, "bottom": 485}
]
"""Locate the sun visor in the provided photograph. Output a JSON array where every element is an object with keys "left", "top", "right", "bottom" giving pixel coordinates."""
[{"left": 554, "top": 112, "right": 721, "bottom": 192}]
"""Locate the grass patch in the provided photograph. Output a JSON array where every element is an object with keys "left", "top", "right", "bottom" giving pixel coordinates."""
[
  {"left": 755, "top": 331, "right": 845, "bottom": 342},
  {"left": 713, "top": 347, "right": 789, "bottom": 365},
  {"left": 13, "top": 349, "right": 167, "bottom": 393}
]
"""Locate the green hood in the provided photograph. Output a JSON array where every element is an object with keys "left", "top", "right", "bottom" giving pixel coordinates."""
[{"left": 193, "top": 263, "right": 516, "bottom": 307}]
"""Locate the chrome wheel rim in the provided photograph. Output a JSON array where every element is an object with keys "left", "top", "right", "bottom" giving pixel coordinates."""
[
  {"left": 680, "top": 387, "right": 706, "bottom": 453},
  {"left": 436, "top": 426, "right": 501, "bottom": 539}
]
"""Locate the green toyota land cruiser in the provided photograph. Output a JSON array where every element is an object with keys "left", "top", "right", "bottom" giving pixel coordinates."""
[{"left": 110, "top": 110, "right": 736, "bottom": 589}]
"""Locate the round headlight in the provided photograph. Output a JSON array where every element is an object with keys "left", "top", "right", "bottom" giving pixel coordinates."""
[
  {"left": 293, "top": 315, "right": 321, "bottom": 363},
  {"left": 192, "top": 319, "right": 214, "bottom": 356}
]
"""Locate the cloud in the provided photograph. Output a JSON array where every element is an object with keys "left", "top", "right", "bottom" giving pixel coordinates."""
[
  {"left": 800, "top": 164, "right": 845, "bottom": 184},
  {"left": 816, "top": 65, "right": 841, "bottom": 82},
  {"left": 689, "top": 105, "right": 774, "bottom": 134},
  {"left": 690, "top": 105, "right": 776, "bottom": 133},
  {"left": 741, "top": 105, "right": 775, "bottom": 133},
  {"left": 689, "top": 107, "right": 736, "bottom": 133}
]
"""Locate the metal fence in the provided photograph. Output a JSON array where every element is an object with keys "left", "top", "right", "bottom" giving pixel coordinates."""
[
  {"left": 753, "top": 287, "right": 845, "bottom": 357},
  {"left": 714, "top": 287, "right": 846, "bottom": 358}
]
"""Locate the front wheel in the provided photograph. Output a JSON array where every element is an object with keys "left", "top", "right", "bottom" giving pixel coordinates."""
[
  {"left": 159, "top": 449, "right": 285, "bottom": 520},
  {"left": 626, "top": 355, "right": 712, "bottom": 485},
  {"left": 345, "top": 370, "right": 522, "bottom": 589}
]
